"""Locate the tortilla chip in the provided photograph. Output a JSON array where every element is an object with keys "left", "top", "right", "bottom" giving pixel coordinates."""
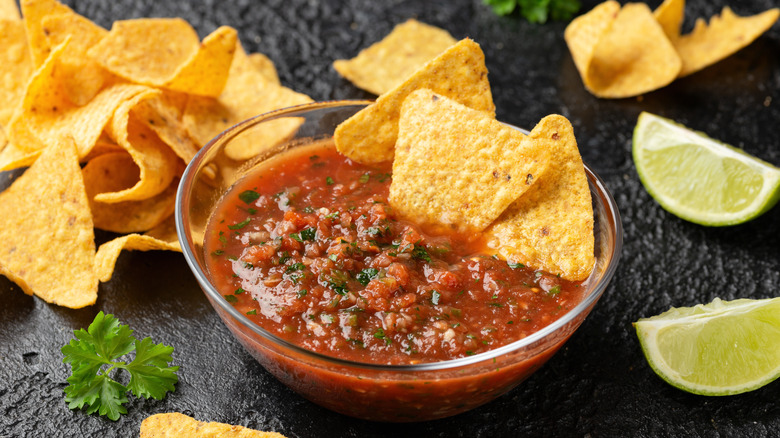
[
  {"left": 248, "top": 52, "right": 280, "bottom": 84},
  {"left": 0, "top": 137, "right": 98, "bottom": 308},
  {"left": 674, "top": 7, "right": 779, "bottom": 77},
  {"left": 653, "top": 0, "right": 685, "bottom": 42},
  {"left": 87, "top": 18, "right": 200, "bottom": 86},
  {"left": 13, "top": 39, "right": 150, "bottom": 158},
  {"left": 144, "top": 215, "right": 180, "bottom": 247},
  {"left": 40, "top": 11, "right": 109, "bottom": 105},
  {"left": 139, "top": 413, "right": 288, "bottom": 438},
  {"left": 182, "top": 43, "right": 312, "bottom": 160},
  {"left": 334, "top": 38, "right": 495, "bottom": 164},
  {"left": 83, "top": 152, "right": 177, "bottom": 232},
  {"left": 486, "top": 115, "right": 595, "bottom": 281},
  {"left": 164, "top": 26, "right": 237, "bottom": 97},
  {"left": 333, "top": 19, "right": 457, "bottom": 95},
  {"left": 132, "top": 93, "right": 199, "bottom": 163},
  {"left": 20, "top": 0, "right": 74, "bottom": 66},
  {"left": 389, "top": 90, "right": 549, "bottom": 232},
  {"left": 98, "top": 89, "right": 180, "bottom": 203},
  {"left": 565, "top": 2, "right": 681, "bottom": 98},
  {"left": 0, "top": 142, "right": 40, "bottom": 171},
  {"left": 95, "top": 233, "right": 180, "bottom": 282},
  {"left": 1, "top": 0, "right": 20, "bottom": 20},
  {"left": 0, "top": 19, "right": 33, "bottom": 127}
]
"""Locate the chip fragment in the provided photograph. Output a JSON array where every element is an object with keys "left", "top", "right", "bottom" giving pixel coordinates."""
[
  {"left": 334, "top": 38, "right": 495, "bottom": 164},
  {"left": 485, "top": 115, "right": 595, "bottom": 281},
  {"left": 333, "top": 19, "right": 457, "bottom": 95},
  {"left": 673, "top": 6, "right": 779, "bottom": 77},
  {"left": 139, "top": 413, "right": 288, "bottom": 438},
  {"left": 389, "top": 89, "right": 549, "bottom": 232},
  {"left": 95, "top": 233, "right": 180, "bottom": 283},
  {"left": 0, "top": 137, "right": 98, "bottom": 308},
  {"left": 564, "top": 2, "right": 681, "bottom": 98},
  {"left": 653, "top": 0, "right": 685, "bottom": 42}
]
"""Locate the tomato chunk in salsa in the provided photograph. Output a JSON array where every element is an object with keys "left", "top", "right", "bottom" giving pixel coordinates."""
[{"left": 204, "top": 143, "right": 586, "bottom": 365}]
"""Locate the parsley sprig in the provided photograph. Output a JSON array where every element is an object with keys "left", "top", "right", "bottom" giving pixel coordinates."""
[
  {"left": 61, "top": 312, "right": 179, "bottom": 421},
  {"left": 483, "top": 0, "right": 580, "bottom": 23}
]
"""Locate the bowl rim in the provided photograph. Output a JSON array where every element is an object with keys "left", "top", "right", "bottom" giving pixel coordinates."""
[{"left": 176, "top": 99, "right": 623, "bottom": 372}]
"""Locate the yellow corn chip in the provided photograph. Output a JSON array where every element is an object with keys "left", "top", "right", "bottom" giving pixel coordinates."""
[
  {"left": 183, "top": 43, "right": 312, "bottom": 160},
  {"left": 40, "top": 11, "right": 108, "bottom": 105},
  {"left": 334, "top": 38, "right": 495, "bottom": 164},
  {"left": 0, "top": 19, "right": 33, "bottom": 127},
  {"left": 486, "top": 115, "right": 595, "bottom": 281},
  {"left": 333, "top": 19, "right": 456, "bottom": 95},
  {"left": 20, "top": 0, "right": 74, "bottom": 66},
  {"left": 0, "top": 142, "right": 40, "bottom": 171},
  {"left": 95, "top": 233, "right": 180, "bottom": 282},
  {"left": 12, "top": 39, "right": 150, "bottom": 158},
  {"left": 98, "top": 89, "right": 180, "bottom": 203},
  {"left": 675, "top": 7, "right": 779, "bottom": 77},
  {"left": 390, "top": 90, "right": 549, "bottom": 232},
  {"left": 139, "top": 413, "right": 288, "bottom": 438},
  {"left": 1, "top": 0, "right": 20, "bottom": 20},
  {"left": 87, "top": 18, "right": 200, "bottom": 85},
  {"left": 653, "top": 0, "right": 685, "bottom": 42},
  {"left": 144, "top": 215, "right": 180, "bottom": 247},
  {"left": 0, "top": 137, "right": 98, "bottom": 308},
  {"left": 164, "top": 25, "right": 237, "bottom": 97},
  {"left": 565, "top": 2, "right": 681, "bottom": 98},
  {"left": 83, "top": 152, "right": 177, "bottom": 232},
  {"left": 132, "top": 93, "right": 199, "bottom": 163},
  {"left": 248, "top": 52, "right": 280, "bottom": 84}
]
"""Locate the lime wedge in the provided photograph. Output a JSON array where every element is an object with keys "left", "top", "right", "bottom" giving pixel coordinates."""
[
  {"left": 634, "top": 297, "right": 780, "bottom": 396},
  {"left": 633, "top": 112, "right": 780, "bottom": 226}
]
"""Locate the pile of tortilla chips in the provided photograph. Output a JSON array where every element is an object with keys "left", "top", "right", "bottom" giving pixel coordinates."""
[
  {"left": 565, "top": 0, "right": 779, "bottom": 98},
  {"left": 334, "top": 38, "right": 595, "bottom": 281},
  {"left": 0, "top": 0, "right": 310, "bottom": 308},
  {"left": 140, "top": 412, "right": 287, "bottom": 438}
]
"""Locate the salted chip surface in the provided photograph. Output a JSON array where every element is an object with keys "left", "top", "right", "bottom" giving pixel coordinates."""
[
  {"left": 96, "top": 233, "right": 180, "bottom": 282},
  {"left": 333, "top": 19, "right": 456, "bottom": 95},
  {"left": 139, "top": 413, "right": 287, "bottom": 438},
  {"left": 334, "top": 38, "right": 494, "bottom": 164},
  {"left": 0, "top": 19, "right": 33, "bottom": 127},
  {"left": 674, "top": 7, "right": 779, "bottom": 77},
  {"left": 0, "top": 137, "right": 98, "bottom": 308},
  {"left": 389, "top": 90, "right": 549, "bottom": 233},
  {"left": 21, "top": 0, "right": 75, "bottom": 66},
  {"left": 132, "top": 93, "right": 199, "bottom": 163},
  {"left": 83, "top": 152, "right": 177, "bottom": 233},
  {"left": 183, "top": 43, "right": 312, "bottom": 160},
  {"left": 565, "top": 2, "right": 681, "bottom": 98},
  {"left": 486, "top": 115, "right": 595, "bottom": 281},
  {"left": 87, "top": 18, "right": 200, "bottom": 86},
  {"left": 164, "top": 25, "right": 238, "bottom": 97}
]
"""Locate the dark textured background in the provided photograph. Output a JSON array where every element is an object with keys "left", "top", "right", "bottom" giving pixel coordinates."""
[{"left": 1, "top": 0, "right": 779, "bottom": 437}]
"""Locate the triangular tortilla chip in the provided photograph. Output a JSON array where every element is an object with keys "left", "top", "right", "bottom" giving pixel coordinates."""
[
  {"left": 486, "top": 115, "right": 595, "bottom": 281},
  {"left": 0, "top": 137, "right": 98, "bottom": 308},
  {"left": 164, "top": 25, "right": 237, "bottom": 97},
  {"left": 96, "top": 233, "right": 180, "bottom": 283},
  {"left": 334, "top": 38, "right": 494, "bottom": 164},
  {"left": 139, "top": 413, "right": 288, "bottom": 438},
  {"left": 389, "top": 89, "right": 550, "bottom": 232},
  {"left": 248, "top": 52, "right": 280, "bottom": 84},
  {"left": 653, "top": 0, "right": 685, "bottom": 42},
  {"left": 564, "top": 2, "right": 681, "bottom": 98},
  {"left": 333, "top": 19, "right": 456, "bottom": 95},
  {"left": 674, "top": 7, "right": 779, "bottom": 77},
  {"left": 0, "top": 19, "right": 33, "bottom": 128},
  {"left": 20, "top": 0, "right": 74, "bottom": 66},
  {"left": 182, "top": 43, "right": 312, "bottom": 160}
]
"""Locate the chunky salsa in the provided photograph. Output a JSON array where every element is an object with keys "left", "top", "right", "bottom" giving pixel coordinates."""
[{"left": 204, "top": 142, "right": 586, "bottom": 365}]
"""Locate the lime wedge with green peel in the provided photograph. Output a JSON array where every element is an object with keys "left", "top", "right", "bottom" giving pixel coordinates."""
[
  {"left": 633, "top": 112, "right": 780, "bottom": 226},
  {"left": 634, "top": 297, "right": 780, "bottom": 396}
]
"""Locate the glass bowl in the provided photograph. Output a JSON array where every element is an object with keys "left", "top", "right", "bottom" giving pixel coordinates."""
[{"left": 176, "top": 100, "right": 622, "bottom": 422}]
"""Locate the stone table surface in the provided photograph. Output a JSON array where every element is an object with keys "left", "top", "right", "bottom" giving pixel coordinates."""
[{"left": 1, "top": 0, "right": 779, "bottom": 437}]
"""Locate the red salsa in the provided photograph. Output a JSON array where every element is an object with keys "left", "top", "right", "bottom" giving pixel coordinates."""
[{"left": 204, "top": 143, "right": 586, "bottom": 365}]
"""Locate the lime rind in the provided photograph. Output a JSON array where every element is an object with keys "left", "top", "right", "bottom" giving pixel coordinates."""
[
  {"left": 633, "top": 112, "right": 780, "bottom": 226},
  {"left": 635, "top": 297, "right": 780, "bottom": 396}
]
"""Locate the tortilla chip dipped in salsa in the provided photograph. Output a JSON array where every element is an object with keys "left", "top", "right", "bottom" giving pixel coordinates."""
[
  {"left": 390, "top": 89, "right": 550, "bottom": 233},
  {"left": 486, "top": 115, "right": 595, "bottom": 282},
  {"left": 0, "top": 137, "right": 98, "bottom": 308},
  {"left": 333, "top": 19, "right": 457, "bottom": 95},
  {"left": 334, "top": 38, "right": 495, "bottom": 164}
]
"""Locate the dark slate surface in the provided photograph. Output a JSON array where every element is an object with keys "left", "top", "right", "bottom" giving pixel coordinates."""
[{"left": 1, "top": 0, "right": 779, "bottom": 436}]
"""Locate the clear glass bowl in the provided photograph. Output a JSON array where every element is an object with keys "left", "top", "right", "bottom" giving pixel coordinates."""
[{"left": 176, "top": 100, "right": 623, "bottom": 422}]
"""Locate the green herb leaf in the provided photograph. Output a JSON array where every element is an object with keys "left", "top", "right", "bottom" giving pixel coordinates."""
[
  {"left": 300, "top": 227, "right": 316, "bottom": 241},
  {"left": 228, "top": 218, "right": 251, "bottom": 230},
  {"left": 412, "top": 244, "right": 432, "bottom": 263},
  {"left": 326, "top": 176, "right": 334, "bottom": 185},
  {"left": 61, "top": 312, "right": 177, "bottom": 421},
  {"left": 359, "top": 173, "right": 370, "bottom": 184},
  {"left": 355, "top": 268, "right": 379, "bottom": 286},
  {"left": 238, "top": 190, "right": 260, "bottom": 204},
  {"left": 483, "top": 0, "right": 579, "bottom": 23}
]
